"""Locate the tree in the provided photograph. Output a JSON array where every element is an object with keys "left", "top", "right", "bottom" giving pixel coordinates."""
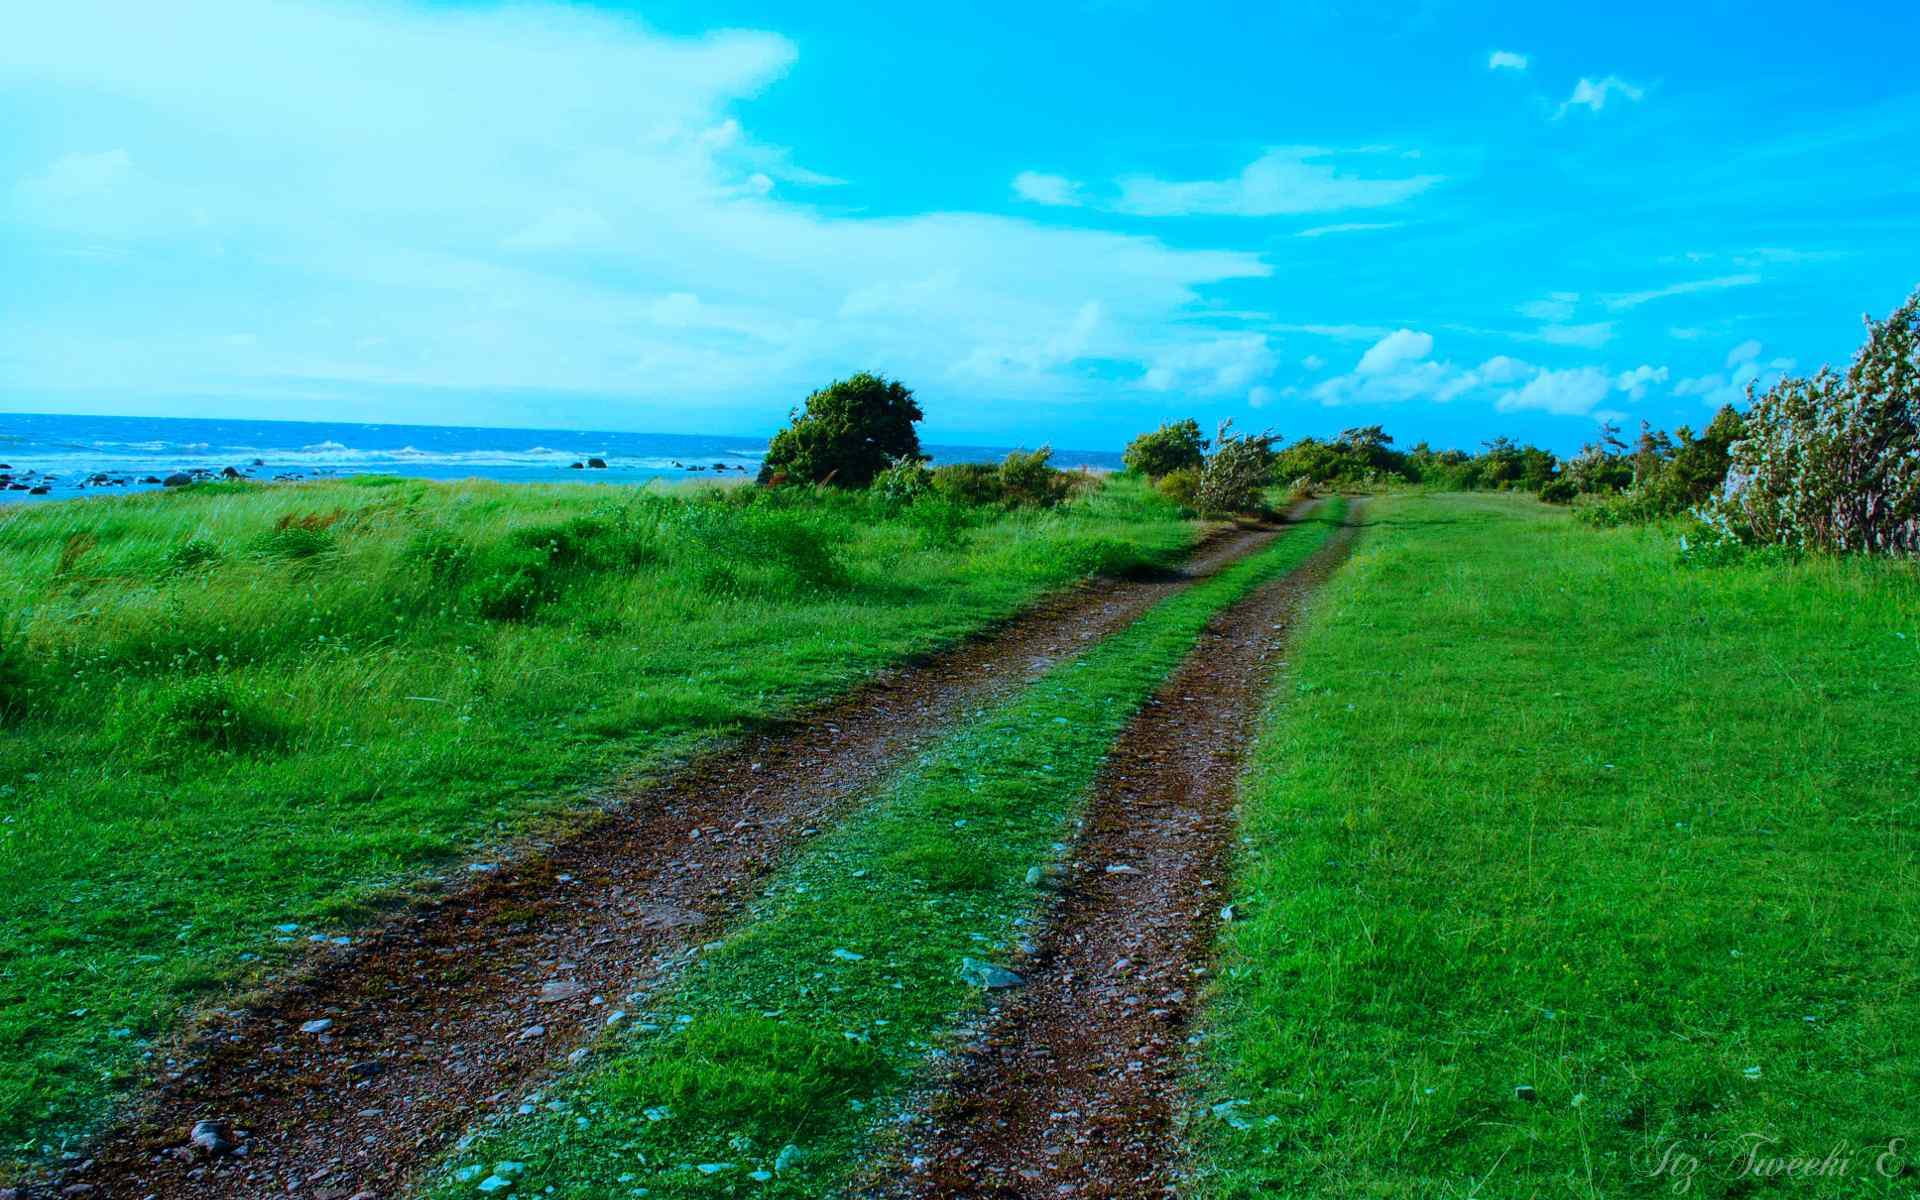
[
  {"left": 1122, "top": 419, "right": 1208, "bottom": 479},
  {"left": 1194, "top": 420, "right": 1278, "bottom": 516},
  {"left": 759, "top": 372, "right": 923, "bottom": 488}
]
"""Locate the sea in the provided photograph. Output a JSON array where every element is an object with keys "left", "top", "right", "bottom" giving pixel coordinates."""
[{"left": 0, "top": 413, "right": 1124, "bottom": 504}]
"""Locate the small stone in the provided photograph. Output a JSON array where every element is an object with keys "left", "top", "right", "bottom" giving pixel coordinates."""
[
  {"left": 1104, "top": 864, "right": 1140, "bottom": 875},
  {"left": 830, "top": 948, "right": 864, "bottom": 962},
  {"left": 300, "top": 1019, "right": 333, "bottom": 1035},
  {"left": 695, "top": 1163, "right": 735, "bottom": 1175},
  {"left": 476, "top": 1176, "right": 513, "bottom": 1194},
  {"left": 537, "top": 980, "right": 585, "bottom": 1003},
  {"left": 1513, "top": 1084, "right": 1537, "bottom": 1103},
  {"left": 1025, "top": 866, "right": 1044, "bottom": 886},
  {"left": 517, "top": 1025, "right": 545, "bottom": 1041},
  {"left": 567, "top": 1047, "right": 590, "bottom": 1066},
  {"left": 959, "top": 957, "right": 1023, "bottom": 990},
  {"left": 774, "top": 1144, "right": 805, "bottom": 1173},
  {"left": 1219, "top": 904, "right": 1235, "bottom": 922},
  {"left": 492, "top": 1163, "right": 526, "bottom": 1178},
  {"left": 453, "top": 1166, "right": 485, "bottom": 1183}
]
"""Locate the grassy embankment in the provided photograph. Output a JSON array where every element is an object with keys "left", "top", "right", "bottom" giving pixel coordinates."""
[
  {"left": 1193, "top": 492, "right": 1919, "bottom": 1198},
  {"left": 0, "top": 473, "right": 1192, "bottom": 1158},
  {"left": 420, "top": 502, "right": 1347, "bottom": 1199}
]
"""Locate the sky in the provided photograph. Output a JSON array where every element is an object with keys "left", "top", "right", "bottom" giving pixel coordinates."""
[{"left": 3, "top": 0, "right": 1917, "bottom": 452}]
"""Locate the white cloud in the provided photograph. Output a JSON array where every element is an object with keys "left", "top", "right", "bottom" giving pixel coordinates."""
[
  {"left": 0, "top": 0, "right": 1277, "bottom": 427},
  {"left": 1300, "top": 354, "right": 1326, "bottom": 371},
  {"left": 1112, "top": 146, "right": 1441, "bottom": 217},
  {"left": 1674, "top": 341, "right": 1792, "bottom": 408},
  {"left": 1295, "top": 221, "right": 1401, "bottom": 237},
  {"left": 1615, "top": 364, "right": 1670, "bottom": 399},
  {"left": 1488, "top": 50, "right": 1529, "bottom": 71},
  {"left": 1725, "top": 338, "right": 1763, "bottom": 366},
  {"left": 1556, "top": 75, "right": 1647, "bottom": 117},
  {"left": 1495, "top": 366, "right": 1613, "bottom": 415},
  {"left": 1357, "top": 329, "right": 1434, "bottom": 374},
  {"left": 1012, "top": 171, "right": 1084, "bottom": 207},
  {"left": 1605, "top": 274, "right": 1761, "bottom": 310},
  {"left": 1137, "top": 333, "right": 1278, "bottom": 395}
]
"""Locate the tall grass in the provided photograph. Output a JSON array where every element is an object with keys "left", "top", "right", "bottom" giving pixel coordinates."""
[{"left": 0, "top": 473, "right": 1190, "bottom": 1159}]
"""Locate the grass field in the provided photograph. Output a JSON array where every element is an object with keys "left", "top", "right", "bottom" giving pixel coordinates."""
[
  {"left": 0, "top": 474, "right": 1191, "bottom": 1155},
  {"left": 422, "top": 502, "right": 1345, "bottom": 1199},
  {"left": 1192, "top": 493, "right": 1920, "bottom": 1198}
]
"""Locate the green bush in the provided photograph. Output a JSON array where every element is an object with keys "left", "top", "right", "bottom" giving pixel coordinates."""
[
  {"left": 998, "top": 446, "right": 1070, "bottom": 508},
  {"left": 905, "top": 497, "right": 974, "bottom": 549},
  {"left": 1539, "top": 478, "right": 1578, "bottom": 505},
  {"left": 929, "top": 462, "right": 1004, "bottom": 506},
  {"left": 869, "top": 455, "right": 933, "bottom": 509},
  {"left": 159, "top": 537, "right": 224, "bottom": 578},
  {"left": 1156, "top": 466, "right": 1200, "bottom": 509},
  {"left": 469, "top": 566, "right": 551, "bottom": 621},
  {"left": 1122, "top": 418, "right": 1207, "bottom": 478},
  {"left": 760, "top": 372, "right": 923, "bottom": 488},
  {"left": 151, "top": 676, "right": 286, "bottom": 754}
]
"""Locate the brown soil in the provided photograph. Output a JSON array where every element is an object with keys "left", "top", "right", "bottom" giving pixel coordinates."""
[
  {"left": 871, "top": 505, "right": 1361, "bottom": 1200},
  {"left": 37, "top": 518, "right": 1300, "bottom": 1200}
]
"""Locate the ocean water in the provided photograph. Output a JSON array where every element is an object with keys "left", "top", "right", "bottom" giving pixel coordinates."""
[{"left": 0, "top": 413, "right": 1124, "bottom": 504}]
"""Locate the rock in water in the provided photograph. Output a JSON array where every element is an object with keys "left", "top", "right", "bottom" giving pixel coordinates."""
[
  {"left": 959, "top": 957, "right": 1023, "bottom": 989},
  {"left": 586, "top": 457, "right": 608, "bottom": 469},
  {"left": 162, "top": 473, "right": 192, "bottom": 487}
]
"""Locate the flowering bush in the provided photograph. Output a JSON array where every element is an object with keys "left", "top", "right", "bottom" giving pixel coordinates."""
[{"left": 1709, "top": 288, "right": 1920, "bottom": 555}]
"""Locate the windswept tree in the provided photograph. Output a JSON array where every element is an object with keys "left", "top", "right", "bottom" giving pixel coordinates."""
[
  {"left": 1122, "top": 418, "right": 1208, "bottom": 479},
  {"left": 759, "top": 372, "right": 924, "bottom": 488},
  {"left": 1710, "top": 288, "right": 1920, "bottom": 554}
]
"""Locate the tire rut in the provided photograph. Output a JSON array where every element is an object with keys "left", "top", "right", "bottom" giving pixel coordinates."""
[
  {"left": 871, "top": 503, "right": 1363, "bottom": 1200},
  {"left": 41, "top": 516, "right": 1301, "bottom": 1200}
]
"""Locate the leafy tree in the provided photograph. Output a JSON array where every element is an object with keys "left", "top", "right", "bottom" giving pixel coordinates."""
[
  {"left": 1122, "top": 419, "right": 1208, "bottom": 479},
  {"left": 760, "top": 373, "right": 923, "bottom": 488}
]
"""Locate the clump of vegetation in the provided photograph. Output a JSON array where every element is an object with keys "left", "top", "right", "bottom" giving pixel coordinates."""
[
  {"left": 647, "top": 1014, "right": 889, "bottom": 1138},
  {"left": 869, "top": 454, "right": 934, "bottom": 509},
  {"left": 159, "top": 536, "right": 224, "bottom": 578},
  {"left": 0, "top": 618, "right": 34, "bottom": 726},
  {"left": 1706, "top": 287, "right": 1919, "bottom": 555},
  {"left": 150, "top": 676, "right": 286, "bottom": 754},
  {"left": 1195, "top": 421, "right": 1278, "bottom": 517},
  {"left": 999, "top": 446, "right": 1074, "bottom": 508},
  {"left": 929, "top": 462, "right": 1004, "bottom": 506},
  {"left": 1156, "top": 465, "right": 1200, "bottom": 508},
  {"left": 1122, "top": 418, "right": 1208, "bottom": 479},
  {"left": 759, "top": 371, "right": 924, "bottom": 488}
]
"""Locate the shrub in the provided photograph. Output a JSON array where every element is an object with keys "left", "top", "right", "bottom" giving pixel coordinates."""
[
  {"left": 869, "top": 454, "right": 934, "bottom": 509},
  {"left": 1156, "top": 466, "right": 1201, "bottom": 509},
  {"left": 1709, "top": 290, "right": 1919, "bottom": 555},
  {"left": 759, "top": 372, "right": 924, "bottom": 488},
  {"left": 470, "top": 566, "right": 550, "bottom": 620},
  {"left": 929, "top": 463, "right": 1004, "bottom": 506},
  {"left": 1539, "top": 478, "right": 1578, "bottom": 505},
  {"left": 1194, "top": 420, "right": 1278, "bottom": 517},
  {"left": 160, "top": 537, "right": 225, "bottom": 579},
  {"left": 998, "top": 446, "right": 1070, "bottom": 508},
  {"left": 1122, "top": 419, "right": 1208, "bottom": 479},
  {"left": 152, "top": 676, "right": 285, "bottom": 754}
]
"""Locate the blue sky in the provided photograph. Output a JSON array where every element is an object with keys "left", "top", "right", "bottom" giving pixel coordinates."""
[{"left": 3, "top": 0, "right": 1916, "bottom": 451}]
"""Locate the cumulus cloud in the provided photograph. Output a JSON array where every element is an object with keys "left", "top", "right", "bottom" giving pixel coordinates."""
[
  {"left": 1112, "top": 146, "right": 1441, "bottom": 218},
  {"left": 1614, "top": 364, "right": 1670, "bottom": 400},
  {"left": 1011, "top": 171, "right": 1084, "bottom": 207},
  {"left": 1488, "top": 50, "right": 1529, "bottom": 71},
  {"left": 1495, "top": 366, "right": 1613, "bottom": 415},
  {"left": 1724, "top": 339, "right": 1763, "bottom": 367},
  {"left": 1556, "top": 75, "right": 1646, "bottom": 117},
  {"left": 1357, "top": 329, "right": 1434, "bottom": 374},
  {"left": 0, "top": 0, "right": 1277, "bottom": 426}
]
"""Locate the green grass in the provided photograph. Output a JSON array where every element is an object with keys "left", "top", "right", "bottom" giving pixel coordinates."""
[
  {"left": 0, "top": 474, "right": 1193, "bottom": 1160},
  {"left": 1191, "top": 493, "right": 1920, "bottom": 1198},
  {"left": 420, "top": 501, "right": 1347, "bottom": 1200}
]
